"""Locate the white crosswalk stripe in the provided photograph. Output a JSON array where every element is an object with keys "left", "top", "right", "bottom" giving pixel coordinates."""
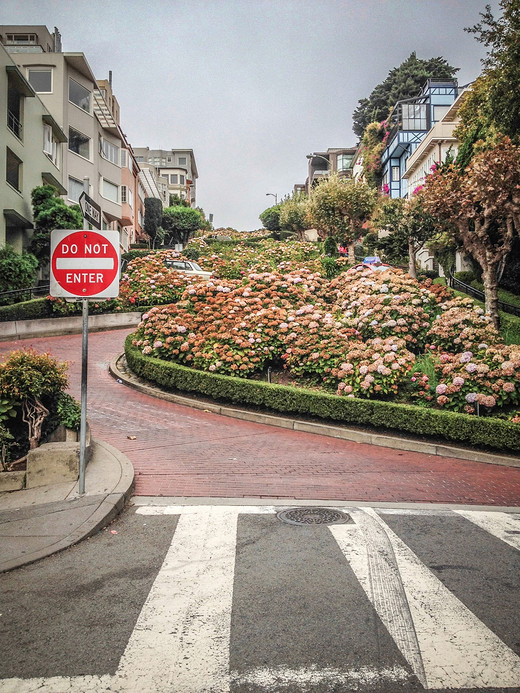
[
  {"left": 0, "top": 505, "right": 519, "bottom": 693},
  {"left": 331, "top": 507, "right": 520, "bottom": 689}
]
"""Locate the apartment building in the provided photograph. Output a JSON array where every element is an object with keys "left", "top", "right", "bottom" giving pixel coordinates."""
[
  {"left": 0, "top": 25, "right": 124, "bottom": 244},
  {"left": 381, "top": 79, "right": 458, "bottom": 198},
  {"left": 402, "top": 87, "right": 472, "bottom": 273},
  {"left": 96, "top": 76, "right": 145, "bottom": 248},
  {"left": 1, "top": 41, "right": 67, "bottom": 251},
  {"left": 304, "top": 147, "right": 356, "bottom": 193},
  {"left": 133, "top": 148, "right": 198, "bottom": 207}
]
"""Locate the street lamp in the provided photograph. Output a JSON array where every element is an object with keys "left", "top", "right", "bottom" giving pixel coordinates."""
[{"left": 266, "top": 192, "right": 278, "bottom": 204}]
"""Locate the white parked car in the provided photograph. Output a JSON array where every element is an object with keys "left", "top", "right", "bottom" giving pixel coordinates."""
[{"left": 164, "top": 259, "right": 213, "bottom": 279}]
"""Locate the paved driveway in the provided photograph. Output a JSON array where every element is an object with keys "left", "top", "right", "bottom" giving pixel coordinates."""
[{"left": 1, "top": 329, "right": 520, "bottom": 505}]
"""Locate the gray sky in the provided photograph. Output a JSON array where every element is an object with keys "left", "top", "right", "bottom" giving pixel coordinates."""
[{"left": 3, "top": 0, "right": 502, "bottom": 230}]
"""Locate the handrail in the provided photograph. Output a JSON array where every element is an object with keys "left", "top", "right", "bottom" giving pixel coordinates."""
[
  {"left": 0, "top": 284, "right": 50, "bottom": 306},
  {"left": 448, "top": 269, "right": 520, "bottom": 318}
]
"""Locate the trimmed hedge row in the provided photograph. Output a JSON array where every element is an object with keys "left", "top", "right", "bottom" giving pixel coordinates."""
[
  {"left": 125, "top": 335, "right": 520, "bottom": 453},
  {"left": 0, "top": 297, "right": 52, "bottom": 322}
]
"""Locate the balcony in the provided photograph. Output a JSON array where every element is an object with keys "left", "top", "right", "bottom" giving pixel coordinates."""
[{"left": 7, "top": 110, "right": 22, "bottom": 139}]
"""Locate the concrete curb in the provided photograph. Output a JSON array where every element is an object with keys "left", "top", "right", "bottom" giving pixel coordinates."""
[
  {"left": 0, "top": 311, "right": 142, "bottom": 341},
  {"left": 110, "top": 354, "right": 520, "bottom": 470}
]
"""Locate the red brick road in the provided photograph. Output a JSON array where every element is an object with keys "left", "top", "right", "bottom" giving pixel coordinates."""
[{"left": 2, "top": 329, "right": 520, "bottom": 506}]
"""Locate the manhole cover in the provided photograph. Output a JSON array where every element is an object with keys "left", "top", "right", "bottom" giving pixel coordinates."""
[{"left": 276, "top": 507, "right": 352, "bottom": 526}]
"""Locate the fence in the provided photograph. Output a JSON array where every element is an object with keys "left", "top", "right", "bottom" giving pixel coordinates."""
[{"left": 448, "top": 270, "right": 520, "bottom": 318}]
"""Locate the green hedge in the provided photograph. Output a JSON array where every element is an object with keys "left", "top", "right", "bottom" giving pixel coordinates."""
[
  {"left": 0, "top": 297, "right": 52, "bottom": 322},
  {"left": 125, "top": 335, "right": 520, "bottom": 453}
]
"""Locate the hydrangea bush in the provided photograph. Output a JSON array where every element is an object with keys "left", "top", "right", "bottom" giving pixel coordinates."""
[{"left": 128, "top": 241, "right": 520, "bottom": 420}]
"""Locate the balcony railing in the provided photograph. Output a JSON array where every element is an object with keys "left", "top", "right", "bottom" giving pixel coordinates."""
[{"left": 7, "top": 110, "right": 22, "bottom": 139}]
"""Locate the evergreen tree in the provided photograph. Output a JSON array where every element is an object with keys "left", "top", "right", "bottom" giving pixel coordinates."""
[
  {"left": 30, "top": 186, "right": 82, "bottom": 267},
  {"left": 352, "top": 53, "right": 458, "bottom": 140}
]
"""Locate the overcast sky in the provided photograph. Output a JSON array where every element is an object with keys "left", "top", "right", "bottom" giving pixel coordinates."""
[{"left": 3, "top": 0, "right": 502, "bottom": 231}]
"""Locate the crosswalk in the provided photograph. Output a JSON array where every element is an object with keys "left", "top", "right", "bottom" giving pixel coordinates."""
[{"left": 1, "top": 505, "right": 519, "bottom": 692}]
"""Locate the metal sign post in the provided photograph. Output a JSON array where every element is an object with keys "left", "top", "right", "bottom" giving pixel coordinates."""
[
  {"left": 79, "top": 179, "right": 90, "bottom": 496},
  {"left": 49, "top": 182, "right": 119, "bottom": 495}
]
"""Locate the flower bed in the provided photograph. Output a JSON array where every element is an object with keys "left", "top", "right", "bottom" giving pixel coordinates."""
[{"left": 122, "top": 243, "right": 520, "bottom": 425}]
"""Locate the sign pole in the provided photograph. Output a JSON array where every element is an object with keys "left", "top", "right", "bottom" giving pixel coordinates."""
[
  {"left": 49, "top": 191, "right": 119, "bottom": 497},
  {"left": 78, "top": 178, "right": 90, "bottom": 495}
]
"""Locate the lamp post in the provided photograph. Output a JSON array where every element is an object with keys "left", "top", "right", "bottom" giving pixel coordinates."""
[{"left": 266, "top": 192, "right": 278, "bottom": 204}]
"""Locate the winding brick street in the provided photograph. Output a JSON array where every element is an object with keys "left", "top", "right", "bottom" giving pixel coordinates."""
[{"left": 1, "top": 328, "right": 520, "bottom": 505}]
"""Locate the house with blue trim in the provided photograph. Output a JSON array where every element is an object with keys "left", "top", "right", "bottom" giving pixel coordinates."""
[{"left": 381, "top": 79, "right": 458, "bottom": 198}]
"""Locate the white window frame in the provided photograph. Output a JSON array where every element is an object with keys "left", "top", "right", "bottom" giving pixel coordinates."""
[
  {"left": 43, "top": 124, "right": 59, "bottom": 167},
  {"left": 101, "top": 178, "right": 119, "bottom": 203},
  {"left": 127, "top": 188, "right": 133, "bottom": 208},
  {"left": 120, "top": 149, "right": 127, "bottom": 168},
  {"left": 68, "top": 78, "right": 91, "bottom": 113},
  {"left": 68, "top": 126, "right": 90, "bottom": 160},
  {"left": 121, "top": 185, "right": 127, "bottom": 203},
  {"left": 178, "top": 157, "right": 187, "bottom": 166},
  {"left": 100, "top": 137, "right": 119, "bottom": 165},
  {"left": 27, "top": 68, "right": 53, "bottom": 93},
  {"left": 67, "top": 176, "right": 84, "bottom": 203}
]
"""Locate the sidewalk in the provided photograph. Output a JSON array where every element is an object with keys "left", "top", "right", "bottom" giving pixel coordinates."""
[{"left": 0, "top": 439, "right": 134, "bottom": 573}]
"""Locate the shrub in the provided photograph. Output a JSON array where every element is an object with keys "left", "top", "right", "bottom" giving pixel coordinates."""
[
  {"left": 0, "top": 246, "right": 38, "bottom": 299},
  {"left": 0, "top": 297, "right": 52, "bottom": 322},
  {"left": 0, "top": 348, "right": 69, "bottom": 453},
  {"left": 56, "top": 392, "right": 81, "bottom": 431},
  {"left": 125, "top": 336, "right": 520, "bottom": 452},
  {"left": 454, "top": 271, "right": 476, "bottom": 284}
]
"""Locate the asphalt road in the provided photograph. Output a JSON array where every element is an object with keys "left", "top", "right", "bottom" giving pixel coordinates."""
[{"left": 0, "top": 501, "right": 519, "bottom": 693}]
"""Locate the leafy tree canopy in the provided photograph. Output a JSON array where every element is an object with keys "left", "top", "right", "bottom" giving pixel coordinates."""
[
  {"left": 456, "top": 0, "right": 520, "bottom": 156},
  {"left": 307, "top": 174, "right": 377, "bottom": 243},
  {"left": 278, "top": 192, "right": 309, "bottom": 240},
  {"left": 0, "top": 246, "right": 38, "bottom": 294},
  {"left": 30, "top": 185, "right": 82, "bottom": 266},
  {"left": 162, "top": 205, "right": 205, "bottom": 246},
  {"left": 144, "top": 197, "right": 164, "bottom": 248},
  {"left": 352, "top": 53, "right": 458, "bottom": 140},
  {"left": 259, "top": 204, "right": 282, "bottom": 232}
]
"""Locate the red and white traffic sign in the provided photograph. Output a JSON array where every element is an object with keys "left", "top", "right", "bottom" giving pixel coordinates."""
[{"left": 50, "top": 229, "right": 120, "bottom": 298}]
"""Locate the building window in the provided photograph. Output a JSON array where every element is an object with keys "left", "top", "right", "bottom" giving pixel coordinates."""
[
  {"left": 167, "top": 156, "right": 172, "bottom": 163},
  {"left": 43, "top": 124, "right": 59, "bottom": 167},
  {"left": 121, "top": 185, "right": 127, "bottom": 203},
  {"left": 180, "top": 174, "right": 185, "bottom": 185},
  {"left": 170, "top": 174, "right": 178, "bottom": 184},
  {"left": 391, "top": 166, "right": 400, "bottom": 182},
  {"left": 178, "top": 157, "right": 187, "bottom": 166},
  {"left": 68, "top": 127, "right": 90, "bottom": 159},
  {"left": 337, "top": 154, "right": 353, "bottom": 172},
  {"left": 68, "top": 78, "right": 91, "bottom": 113},
  {"left": 120, "top": 149, "right": 127, "bottom": 168},
  {"left": 102, "top": 178, "right": 119, "bottom": 203},
  {"left": 401, "top": 104, "right": 427, "bottom": 131},
  {"left": 68, "top": 176, "right": 84, "bottom": 203},
  {"left": 100, "top": 137, "right": 119, "bottom": 165},
  {"left": 6, "top": 148, "right": 22, "bottom": 191},
  {"left": 27, "top": 68, "right": 52, "bottom": 93},
  {"left": 6, "top": 33, "right": 37, "bottom": 45}
]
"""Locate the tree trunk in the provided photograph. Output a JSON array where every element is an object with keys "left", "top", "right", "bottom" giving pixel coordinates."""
[
  {"left": 407, "top": 237, "right": 417, "bottom": 279},
  {"left": 481, "top": 264, "right": 500, "bottom": 330}
]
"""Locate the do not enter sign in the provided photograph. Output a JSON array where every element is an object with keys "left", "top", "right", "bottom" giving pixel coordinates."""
[{"left": 50, "top": 229, "right": 120, "bottom": 298}]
